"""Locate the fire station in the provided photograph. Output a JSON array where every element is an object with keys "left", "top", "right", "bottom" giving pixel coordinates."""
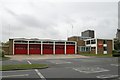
[{"left": 8, "top": 38, "right": 77, "bottom": 55}]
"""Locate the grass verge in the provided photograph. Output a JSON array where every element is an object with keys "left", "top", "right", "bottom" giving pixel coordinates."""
[
  {"left": 0, "top": 57, "right": 10, "bottom": 61},
  {"left": 80, "top": 53, "right": 112, "bottom": 57},
  {"left": 0, "top": 64, "right": 48, "bottom": 71}
]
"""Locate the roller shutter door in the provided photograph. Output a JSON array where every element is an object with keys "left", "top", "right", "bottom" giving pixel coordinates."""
[
  {"left": 55, "top": 45, "right": 65, "bottom": 54},
  {"left": 66, "top": 45, "right": 75, "bottom": 54},
  {"left": 29, "top": 44, "right": 41, "bottom": 54},
  {"left": 14, "top": 44, "right": 27, "bottom": 55},
  {"left": 43, "top": 44, "right": 53, "bottom": 54}
]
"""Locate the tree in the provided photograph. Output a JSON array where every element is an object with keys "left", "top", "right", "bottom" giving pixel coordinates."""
[
  {"left": 1, "top": 41, "right": 9, "bottom": 46},
  {"left": 114, "top": 40, "right": 120, "bottom": 50}
]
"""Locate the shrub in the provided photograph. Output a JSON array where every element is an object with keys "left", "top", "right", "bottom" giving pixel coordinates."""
[
  {"left": 112, "top": 50, "right": 120, "bottom": 57},
  {"left": 112, "top": 50, "right": 117, "bottom": 54}
]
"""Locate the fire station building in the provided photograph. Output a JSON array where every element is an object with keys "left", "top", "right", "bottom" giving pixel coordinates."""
[{"left": 8, "top": 38, "right": 77, "bottom": 55}]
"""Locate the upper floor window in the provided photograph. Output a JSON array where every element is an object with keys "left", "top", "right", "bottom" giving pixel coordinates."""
[
  {"left": 103, "top": 40, "right": 107, "bottom": 44},
  {"left": 91, "top": 39, "right": 96, "bottom": 44},
  {"left": 103, "top": 47, "right": 107, "bottom": 51},
  {"left": 86, "top": 40, "right": 90, "bottom": 44}
]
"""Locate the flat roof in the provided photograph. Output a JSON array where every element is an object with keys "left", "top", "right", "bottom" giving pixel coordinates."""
[
  {"left": 84, "top": 38, "right": 113, "bottom": 41},
  {"left": 9, "top": 38, "right": 76, "bottom": 42}
]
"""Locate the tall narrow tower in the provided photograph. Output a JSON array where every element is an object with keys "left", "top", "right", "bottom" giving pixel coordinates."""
[{"left": 81, "top": 30, "right": 95, "bottom": 38}]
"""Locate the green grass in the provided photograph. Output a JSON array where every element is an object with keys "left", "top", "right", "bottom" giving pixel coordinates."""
[
  {"left": 80, "top": 53, "right": 112, "bottom": 57},
  {"left": 0, "top": 64, "right": 48, "bottom": 71},
  {"left": 0, "top": 57, "right": 10, "bottom": 61}
]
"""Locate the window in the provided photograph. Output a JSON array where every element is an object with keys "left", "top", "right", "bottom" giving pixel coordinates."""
[
  {"left": 66, "top": 42, "right": 75, "bottom": 44},
  {"left": 86, "top": 40, "right": 90, "bottom": 44},
  {"left": 103, "top": 40, "right": 107, "bottom": 44},
  {"left": 80, "top": 47, "right": 86, "bottom": 52},
  {"left": 91, "top": 47, "right": 96, "bottom": 50},
  {"left": 43, "top": 41, "right": 53, "bottom": 43},
  {"left": 15, "top": 41, "right": 28, "bottom": 43},
  {"left": 103, "top": 47, "right": 107, "bottom": 51},
  {"left": 29, "top": 41, "right": 41, "bottom": 43},
  {"left": 86, "top": 47, "right": 90, "bottom": 51},
  {"left": 91, "top": 39, "right": 96, "bottom": 44},
  {"left": 79, "top": 46, "right": 91, "bottom": 52},
  {"left": 55, "top": 42, "right": 65, "bottom": 44}
]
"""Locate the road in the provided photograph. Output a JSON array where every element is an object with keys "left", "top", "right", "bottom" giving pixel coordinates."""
[{"left": 1, "top": 57, "right": 119, "bottom": 80}]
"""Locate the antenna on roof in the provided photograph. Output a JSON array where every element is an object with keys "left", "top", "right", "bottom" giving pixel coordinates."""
[
  {"left": 9, "top": 24, "right": 10, "bottom": 39},
  {"left": 71, "top": 23, "right": 73, "bottom": 36}
]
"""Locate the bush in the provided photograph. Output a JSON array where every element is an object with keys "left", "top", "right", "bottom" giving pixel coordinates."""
[
  {"left": 112, "top": 50, "right": 120, "bottom": 57},
  {"left": 112, "top": 50, "right": 117, "bottom": 54},
  {"left": 0, "top": 49, "right": 5, "bottom": 57}
]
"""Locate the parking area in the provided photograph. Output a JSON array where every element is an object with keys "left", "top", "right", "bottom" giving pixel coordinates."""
[{"left": 1, "top": 56, "right": 120, "bottom": 80}]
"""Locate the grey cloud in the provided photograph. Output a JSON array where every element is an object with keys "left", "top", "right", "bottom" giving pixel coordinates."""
[
  {"left": 4, "top": 7, "right": 17, "bottom": 16},
  {"left": 4, "top": 7, "right": 58, "bottom": 32},
  {"left": 17, "top": 15, "right": 43, "bottom": 28},
  {"left": 62, "top": 15, "right": 76, "bottom": 24},
  {"left": 1, "top": 1, "right": 118, "bottom": 41}
]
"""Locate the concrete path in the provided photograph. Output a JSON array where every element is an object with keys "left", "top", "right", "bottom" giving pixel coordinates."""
[{"left": 5, "top": 55, "right": 90, "bottom": 60}]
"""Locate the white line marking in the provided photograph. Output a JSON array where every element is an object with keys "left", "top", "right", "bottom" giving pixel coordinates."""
[
  {"left": 27, "top": 60, "right": 46, "bottom": 80},
  {"left": 111, "top": 64, "right": 120, "bottom": 67},
  {"left": 48, "top": 60, "right": 71, "bottom": 64},
  {"left": 2, "top": 74, "right": 29, "bottom": 78},
  {"left": 2, "top": 71, "right": 17, "bottom": 72},
  {"left": 96, "top": 74, "right": 119, "bottom": 78},
  {"left": 27, "top": 60, "right": 32, "bottom": 64},
  {"left": 73, "top": 67, "right": 109, "bottom": 73},
  {"left": 35, "top": 69, "right": 46, "bottom": 80}
]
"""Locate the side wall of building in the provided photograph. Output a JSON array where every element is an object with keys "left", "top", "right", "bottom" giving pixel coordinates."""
[
  {"left": 97, "top": 39, "right": 104, "bottom": 54},
  {"left": 9, "top": 39, "right": 13, "bottom": 55},
  {"left": 107, "top": 40, "right": 113, "bottom": 54},
  {"left": 97, "top": 39, "right": 113, "bottom": 54}
]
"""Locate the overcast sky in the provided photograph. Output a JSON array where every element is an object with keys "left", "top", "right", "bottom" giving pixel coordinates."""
[{"left": 0, "top": 0, "right": 119, "bottom": 42}]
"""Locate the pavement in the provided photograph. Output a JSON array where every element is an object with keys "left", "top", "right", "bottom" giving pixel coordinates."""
[
  {"left": 1, "top": 55, "right": 120, "bottom": 80},
  {"left": 5, "top": 55, "right": 90, "bottom": 60}
]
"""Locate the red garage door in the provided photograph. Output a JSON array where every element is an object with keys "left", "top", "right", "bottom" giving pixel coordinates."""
[
  {"left": 66, "top": 45, "right": 75, "bottom": 54},
  {"left": 55, "top": 45, "right": 65, "bottom": 54},
  {"left": 14, "top": 44, "right": 27, "bottom": 55},
  {"left": 43, "top": 44, "right": 53, "bottom": 54},
  {"left": 29, "top": 44, "right": 41, "bottom": 54}
]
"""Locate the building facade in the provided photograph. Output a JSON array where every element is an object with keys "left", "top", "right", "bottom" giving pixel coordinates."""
[
  {"left": 84, "top": 39, "right": 113, "bottom": 54},
  {"left": 68, "top": 36, "right": 113, "bottom": 54},
  {"left": 9, "top": 38, "right": 77, "bottom": 55},
  {"left": 81, "top": 30, "right": 95, "bottom": 38}
]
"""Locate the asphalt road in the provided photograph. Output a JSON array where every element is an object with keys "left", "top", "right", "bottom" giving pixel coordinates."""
[{"left": 1, "top": 57, "right": 120, "bottom": 80}]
